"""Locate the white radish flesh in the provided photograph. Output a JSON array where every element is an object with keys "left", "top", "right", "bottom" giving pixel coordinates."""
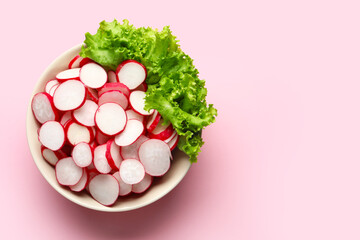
[
  {"left": 68, "top": 55, "right": 83, "bottom": 69},
  {"left": 70, "top": 169, "right": 89, "bottom": 192},
  {"left": 126, "top": 109, "right": 144, "bottom": 123},
  {"left": 139, "top": 139, "right": 171, "bottom": 176},
  {"left": 80, "top": 63, "right": 107, "bottom": 89},
  {"left": 60, "top": 111, "right": 72, "bottom": 127},
  {"left": 95, "top": 103, "right": 127, "bottom": 136},
  {"left": 32, "top": 92, "right": 58, "bottom": 124},
  {"left": 48, "top": 83, "right": 59, "bottom": 97},
  {"left": 108, "top": 70, "right": 118, "bottom": 83},
  {"left": 115, "top": 119, "right": 144, "bottom": 147},
  {"left": 120, "top": 135, "right": 149, "bottom": 160},
  {"left": 93, "top": 144, "right": 112, "bottom": 174},
  {"left": 112, "top": 172, "right": 132, "bottom": 196},
  {"left": 119, "top": 159, "right": 145, "bottom": 185},
  {"left": 116, "top": 60, "right": 146, "bottom": 90},
  {"left": 129, "top": 90, "right": 154, "bottom": 116},
  {"left": 72, "top": 142, "right": 93, "bottom": 167},
  {"left": 73, "top": 100, "right": 98, "bottom": 127},
  {"left": 146, "top": 110, "right": 161, "bottom": 132},
  {"left": 106, "top": 140, "right": 122, "bottom": 170},
  {"left": 45, "top": 79, "right": 59, "bottom": 94},
  {"left": 56, "top": 68, "right": 80, "bottom": 81},
  {"left": 98, "top": 90, "right": 128, "bottom": 109},
  {"left": 53, "top": 80, "right": 86, "bottom": 111},
  {"left": 41, "top": 146, "right": 66, "bottom": 166},
  {"left": 65, "top": 121, "right": 93, "bottom": 146},
  {"left": 38, "top": 121, "right": 65, "bottom": 151},
  {"left": 55, "top": 157, "right": 83, "bottom": 186},
  {"left": 89, "top": 174, "right": 119, "bottom": 206},
  {"left": 132, "top": 173, "right": 153, "bottom": 193}
]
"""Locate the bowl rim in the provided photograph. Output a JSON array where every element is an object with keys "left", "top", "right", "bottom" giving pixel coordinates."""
[{"left": 26, "top": 44, "right": 191, "bottom": 212}]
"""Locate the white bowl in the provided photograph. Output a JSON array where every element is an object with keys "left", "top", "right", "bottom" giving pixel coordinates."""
[{"left": 26, "top": 44, "right": 191, "bottom": 212}]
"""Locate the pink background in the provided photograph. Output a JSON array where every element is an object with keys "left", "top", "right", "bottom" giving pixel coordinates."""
[{"left": 1, "top": 0, "right": 360, "bottom": 239}]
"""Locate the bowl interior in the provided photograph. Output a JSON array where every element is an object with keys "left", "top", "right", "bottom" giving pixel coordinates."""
[{"left": 26, "top": 44, "right": 191, "bottom": 212}]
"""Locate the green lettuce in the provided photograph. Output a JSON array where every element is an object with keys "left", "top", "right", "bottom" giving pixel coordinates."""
[{"left": 80, "top": 19, "right": 217, "bottom": 162}]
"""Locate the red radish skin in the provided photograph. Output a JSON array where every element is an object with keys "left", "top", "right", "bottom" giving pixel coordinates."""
[
  {"left": 115, "top": 119, "right": 144, "bottom": 147},
  {"left": 56, "top": 68, "right": 80, "bottom": 81},
  {"left": 95, "top": 130, "right": 111, "bottom": 145},
  {"left": 86, "top": 87, "right": 99, "bottom": 102},
  {"left": 168, "top": 133, "right": 179, "bottom": 151},
  {"left": 98, "top": 90, "right": 128, "bottom": 109},
  {"left": 120, "top": 135, "right": 149, "bottom": 160},
  {"left": 138, "top": 139, "right": 171, "bottom": 176},
  {"left": 106, "top": 140, "right": 123, "bottom": 170},
  {"left": 126, "top": 109, "right": 145, "bottom": 123},
  {"left": 129, "top": 91, "right": 154, "bottom": 116},
  {"left": 53, "top": 80, "right": 86, "bottom": 111},
  {"left": 55, "top": 157, "right": 83, "bottom": 186},
  {"left": 70, "top": 168, "right": 89, "bottom": 192},
  {"left": 89, "top": 174, "right": 119, "bottom": 206},
  {"left": 163, "top": 130, "right": 177, "bottom": 144},
  {"left": 135, "top": 82, "right": 148, "bottom": 92},
  {"left": 98, "top": 82, "right": 130, "bottom": 98},
  {"left": 146, "top": 110, "right": 161, "bottom": 132},
  {"left": 119, "top": 159, "right": 145, "bottom": 185},
  {"left": 107, "top": 71, "right": 118, "bottom": 83},
  {"left": 31, "top": 92, "right": 59, "bottom": 124},
  {"left": 116, "top": 60, "right": 147, "bottom": 90},
  {"left": 45, "top": 79, "right": 59, "bottom": 94},
  {"left": 148, "top": 119, "right": 174, "bottom": 140},
  {"left": 38, "top": 121, "right": 65, "bottom": 151},
  {"left": 132, "top": 173, "right": 153, "bottom": 194},
  {"left": 68, "top": 55, "right": 83, "bottom": 69},
  {"left": 112, "top": 172, "right": 132, "bottom": 196},
  {"left": 93, "top": 144, "right": 112, "bottom": 174},
  {"left": 48, "top": 83, "right": 60, "bottom": 97},
  {"left": 85, "top": 168, "right": 99, "bottom": 192},
  {"left": 95, "top": 103, "right": 127, "bottom": 136},
  {"left": 72, "top": 142, "right": 93, "bottom": 167},
  {"left": 65, "top": 120, "right": 94, "bottom": 146},
  {"left": 72, "top": 100, "right": 98, "bottom": 127},
  {"left": 80, "top": 63, "right": 107, "bottom": 89},
  {"left": 79, "top": 58, "right": 93, "bottom": 67}
]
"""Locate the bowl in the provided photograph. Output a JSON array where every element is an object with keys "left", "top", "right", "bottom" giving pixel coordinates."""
[{"left": 26, "top": 44, "right": 191, "bottom": 212}]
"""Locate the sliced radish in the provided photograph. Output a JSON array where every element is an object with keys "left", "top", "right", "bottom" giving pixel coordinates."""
[
  {"left": 89, "top": 174, "right": 119, "bottom": 206},
  {"left": 129, "top": 90, "right": 154, "bottom": 116},
  {"left": 168, "top": 133, "right": 179, "bottom": 151},
  {"left": 148, "top": 118, "right": 174, "bottom": 140},
  {"left": 31, "top": 92, "right": 59, "bottom": 124},
  {"left": 116, "top": 60, "right": 147, "bottom": 90},
  {"left": 80, "top": 63, "right": 107, "bottom": 89},
  {"left": 72, "top": 142, "right": 93, "bottom": 167},
  {"left": 85, "top": 168, "right": 98, "bottom": 192},
  {"left": 53, "top": 80, "right": 86, "bottom": 111},
  {"left": 139, "top": 139, "right": 171, "bottom": 176},
  {"left": 55, "top": 157, "right": 83, "bottom": 186},
  {"left": 45, "top": 79, "right": 59, "bottom": 93},
  {"left": 41, "top": 146, "right": 67, "bottom": 166},
  {"left": 70, "top": 168, "right": 89, "bottom": 192},
  {"left": 98, "top": 82, "right": 130, "bottom": 98},
  {"left": 68, "top": 55, "right": 83, "bottom": 69},
  {"left": 95, "top": 130, "right": 111, "bottom": 145},
  {"left": 135, "top": 82, "right": 148, "bottom": 92},
  {"left": 79, "top": 57, "right": 94, "bottom": 67},
  {"left": 95, "top": 103, "right": 127, "bottom": 136},
  {"left": 93, "top": 144, "right": 112, "bottom": 174},
  {"left": 119, "top": 159, "right": 145, "bottom": 185},
  {"left": 60, "top": 111, "right": 72, "bottom": 127},
  {"left": 108, "top": 70, "right": 118, "bottom": 83},
  {"left": 56, "top": 68, "right": 80, "bottom": 81},
  {"left": 126, "top": 109, "right": 145, "bottom": 123},
  {"left": 146, "top": 110, "right": 161, "bottom": 132},
  {"left": 98, "top": 90, "right": 128, "bottom": 109},
  {"left": 48, "top": 83, "right": 60, "bottom": 97},
  {"left": 38, "top": 121, "right": 65, "bottom": 151},
  {"left": 112, "top": 172, "right": 132, "bottom": 196},
  {"left": 120, "top": 135, "right": 149, "bottom": 160},
  {"left": 163, "top": 130, "right": 177, "bottom": 143},
  {"left": 65, "top": 121, "right": 94, "bottom": 146},
  {"left": 73, "top": 100, "right": 98, "bottom": 127},
  {"left": 115, "top": 119, "right": 144, "bottom": 147},
  {"left": 86, "top": 87, "right": 99, "bottom": 102},
  {"left": 132, "top": 173, "right": 153, "bottom": 194},
  {"left": 106, "top": 140, "right": 122, "bottom": 170}
]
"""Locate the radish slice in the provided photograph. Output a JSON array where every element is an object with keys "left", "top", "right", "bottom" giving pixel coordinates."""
[
  {"left": 95, "top": 130, "right": 111, "bottom": 145},
  {"left": 79, "top": 58, "right": 94, "bottom": 67},
  {"left": 146, "top": 110, "right": 161, "bottom": 132},
  {"left": 106, "top": 140, "right": 122, "bottom": 170},
  {"left": 41, "top": 146, "right": 67, "bottom": 166},
  {"left": 60, "top": 111, "right": 72, "bottom": 127},
  {"left": 132, "top": 173, "right": 153, "bottom": 193},
  {"left": 126, "top": 109, "right": 144, "bottom": 123},
  {"left": 119, "top": 159, "right": 145, "bottom": 185},
  {"left": 80, "top": 63, "right": 107, "bottom": 89},
  {"left": 53, "top": 80, "right": 86, "bottom": 111},
  {"left": 163, "top": 130, "right": 177, "bottom": 143},
  {"left": 89, "top": 174, "right": 119, "bottom": 206},
  {"left": 86, "top": 87, "right": 99, "bottom": 102},
  {"left": 139, "top": 139, "right": 171, "bottom": 176},
  {"left": 168, "top": 133, "right": 179, "bottom": 151},
  {"left": 56, "top": 68, "right": 80, "bottom": 81},
  {"left": 48, "top": 83, "right": 60, "bottom": 97},
  {"left": 116, "top": 60, "right": 147, "bottom": 90},
  {"left": 148, "top": 118, "right": 174, "bottom": 140},
  {"left": 45, "top": 79, "right": 59, "bottom": 93},
  {"left": 32, "top": 92, "right": 58, "bottom": 124},
  {"left": 95, "top": 103, "right": 127, "bottom": 136},
  {"left": 115, "top": 119, "right": 144, "bottom": 146},
  {"left": 72, "top": 142, "right": 93, "bottom": 167},
  {"left": 93, "top": 144, "right": 112, "bottom": 174},
  {"left": 98, "top": 82, "right": 130, "bottom": 98},
  {"left": 129, "top": 91, "right": 154, "bottom": 116},
  {"left": 98, "top": 90, "right": 128, "bottom": 109},
  {"left": 135, "top": 82, "right": 148, "bottom": 92},
  {"left": 68, "top": 55, "right": 83, "bottom": 69},
  {"left": 65, "top": 121, "right": 94, "bottom": 146},
  {"left": 108, "top": 71, "right": 118, "bottom": 83},
  {"left": 70, "top": 168, "right": 89, "bottom": 192},
  {"left": 73, "top": 100, "right": 98, "bottom": 127},
  {"left": 55, "top": 157, "right": 83, "bottom": 186},
  {"left": 38, "top": 121, "right": 65, "bottom": 151},
  {"left": 112, "top": 172, "right": 132, "bottom": 196},
  {"left": 120, "top": 135, "right": 149, "bottom": 160}
]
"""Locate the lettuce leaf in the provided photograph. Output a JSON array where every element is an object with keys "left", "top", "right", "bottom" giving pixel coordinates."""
[{"left": 80, "top": 19, "right": 217, "bottom": 162}]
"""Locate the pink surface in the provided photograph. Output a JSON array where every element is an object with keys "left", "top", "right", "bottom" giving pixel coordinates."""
[{"left": 1, "top": 0, "right": 360, "bottom": 239}]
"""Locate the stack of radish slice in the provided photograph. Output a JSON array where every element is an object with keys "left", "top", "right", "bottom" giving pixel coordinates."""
[{"left": 32, "top": 56, "right": 180, "bottom": 206}]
